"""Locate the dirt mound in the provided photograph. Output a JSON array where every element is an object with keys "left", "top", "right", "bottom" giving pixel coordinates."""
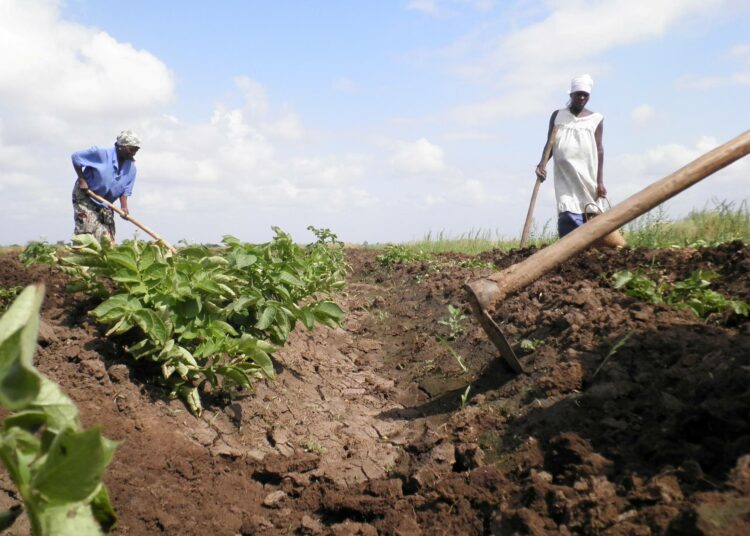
[{"left": 0, "top": 243, "right": 748, "bottom": 535}]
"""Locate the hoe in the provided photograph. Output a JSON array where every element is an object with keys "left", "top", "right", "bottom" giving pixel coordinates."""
[
  {"left": 86, "top": 190, "right": 177, "bottom": 254},
  {"left": 466, "top": 130, "right": 750, "bottom": 374}
]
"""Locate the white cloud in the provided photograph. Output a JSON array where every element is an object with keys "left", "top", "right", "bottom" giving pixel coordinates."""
[
  {"left": 437, "top": 0, "right": 726, "bottom": 125},
  {"left": 390, "top": 138, "right": 446, "bottom": 174},
  {"left": 406, "top": 0, "right": 496, "bottom": 17},
  {"left": 0, "top": 0, "right": 173, "bottom": 126},
  {"left": 407, "top": 0, "right": 439, "bottom": 15},
  {"left": 420, "top": 177, "right": 504, "bottom": 208},
  {"left": 630, "top": 104, "right": 657, "bottom": 126},
  {"left": 611, "top": 135, "right": 749, "bottom": 212},
  {"left": 677, "top": 42, "right": 750, "bottom": 89}
]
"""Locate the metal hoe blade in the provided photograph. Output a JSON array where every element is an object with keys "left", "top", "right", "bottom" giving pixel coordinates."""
[{"left": 466, "top": 291, "right": 525, "bottom": 374}]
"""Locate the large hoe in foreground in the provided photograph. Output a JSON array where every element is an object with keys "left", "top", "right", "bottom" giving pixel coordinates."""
[{"left": 466, "top": 129, "right": 750, "bottom": 374}]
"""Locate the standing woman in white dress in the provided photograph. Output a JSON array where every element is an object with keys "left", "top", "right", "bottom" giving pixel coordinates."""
[{"left": 535, "top": 74, "right": 606, "bottom": 237}]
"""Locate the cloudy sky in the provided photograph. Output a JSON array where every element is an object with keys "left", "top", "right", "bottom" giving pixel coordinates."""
[{"left": 1, "top": 0, "right": 749, "bottom": 246}]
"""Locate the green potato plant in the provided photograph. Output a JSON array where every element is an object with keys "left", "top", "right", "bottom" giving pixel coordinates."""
[
  {"left": 19, "top": 241, "right": 58, "bottom": 267},
  {"left": 612, "top": 269, "right": 749, "bottom": 319},
  {"left": 60, "top": 227, "right": 347, "bottom": 415},
  {"left": 0, "top": 285, "right": 119, "bottom": 535}
]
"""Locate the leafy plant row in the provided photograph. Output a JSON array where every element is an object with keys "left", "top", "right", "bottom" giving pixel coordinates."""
[
  {"left": 612, "top": 269, "right": 749, "bottom": 319},
  {"left": 0, "top": 285, "right": 118, "bottom": 535},
  {"left": 60, "top": 226, "right": 347, "bottom": 414}
]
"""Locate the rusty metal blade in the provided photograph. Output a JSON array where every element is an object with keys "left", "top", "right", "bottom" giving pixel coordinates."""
[{"left": 467, "top": 293, "right": 525, "bottom": 374}]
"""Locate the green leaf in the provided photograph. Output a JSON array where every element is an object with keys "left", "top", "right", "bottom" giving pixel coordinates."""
[
  {"left": 39, "top": 501, "right": 108, "bottom": 535},
  {"left": 612, "top": 271, "right": 633, "bottom": 289},
  {"left": 71, "top": 234, "right": 102, "bottom": 253},
  {"left": 278, "top": 271, "right": 304, "bottom": 288},
  {"left": 127, "top": 339, "right": 156, "bottom": 360},
  {"left": 209, "top": 320, "right": 238, "bottom": 337},
  {"left": 194, "top": 279, "right": 224, "bottom": 296},
  {"left": 201, "top": 256, "right": 229, "bottom": 268},
  {"left": 312, "top": 301, "right": 344, "bottom": 327},
  {"left": 175, "top": 297, "right": 201, "bottom": 319},
  {"left": 91, "top": 295, "right": 134, "bottom": 322},
  {"left": 105, "top": 317, "right": 134, "bottom": 337},
  {"left": 32, "top": 426, "right": 119, "bottom": 504},
  {"left": 181, "top": 386, "right": 202, "bottom": 416},
  {"left": 132, "top": 309, "right": 170, "bottom": 345},
  {"left": 2, "top": 409, "right": 48, "bottom": 432},
  {"left": 105, "top": 251, "right": 138, "bottom": 273},
  {"left": 90, "top": 485, "right": 118, "bottom": 532},
  {"left": 247, "top": 348, "right": 275, "bottom": 380},
  {"left": 218, "top": 366, "right": 252, "bottom": 388},
  {"left": 255, "top": 305, "right": 277, "bottom": 330},
  {"left": 232, "top": 252, "right": 257, "bottom": 269},
  {"left": 161, "top": 363, "right": 175, "bottom": 379},
  {"left": 29, "top": 377, "right": 80, "bottom": 433},
  {"left": 0, "top": 285, "right": 45, "bottom": 410}
]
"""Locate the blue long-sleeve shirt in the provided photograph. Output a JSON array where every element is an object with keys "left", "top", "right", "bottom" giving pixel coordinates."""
[{"left": 71, "top": 145, "right": 137, "bottom": 203}]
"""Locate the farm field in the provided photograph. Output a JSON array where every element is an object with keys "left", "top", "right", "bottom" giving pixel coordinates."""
[{"left": 1, "top": 242, "right": 749, "bottom": 535}]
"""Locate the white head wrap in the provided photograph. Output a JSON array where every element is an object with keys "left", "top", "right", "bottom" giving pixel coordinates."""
[
  {"left": 116, "top": 130, "right": 141, "bottom": 147},
  {"left": 570, "top": 74, "right": 593, "bottom": 94}
]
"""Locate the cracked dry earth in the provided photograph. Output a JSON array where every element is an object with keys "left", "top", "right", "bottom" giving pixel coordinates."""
[{"left": 1, "top": 242, "right": 750, "bottom": 535}]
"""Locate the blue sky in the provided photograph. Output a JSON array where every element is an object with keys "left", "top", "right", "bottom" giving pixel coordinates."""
[{"left": 1, "top": 0, "right": 749, "bottom": 245}]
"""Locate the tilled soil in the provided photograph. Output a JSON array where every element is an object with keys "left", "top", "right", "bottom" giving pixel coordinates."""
[{"left": 0, "top": 243, "right": 749, "bottom": 535}]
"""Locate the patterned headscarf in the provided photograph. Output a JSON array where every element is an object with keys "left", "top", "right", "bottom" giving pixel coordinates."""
[
  {"left": 116, "top": 130, "right": 141, "bottom": 147},
  {"left": 570, "top": 74, "right": 593, "bottom": 94}
]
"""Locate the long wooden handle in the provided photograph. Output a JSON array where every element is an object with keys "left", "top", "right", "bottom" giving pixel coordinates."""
[
  {"left": 468, "top": 129, "right": 750, "bottom": 311},
  {"left": 86, "top": 190, "right": 177, "bottom": 254},
  {"left": 519, "top": 178, "right": 543, "bottom": 248},
  {"left": 520, "top": 127, "right": 558, "bottom": 248}
]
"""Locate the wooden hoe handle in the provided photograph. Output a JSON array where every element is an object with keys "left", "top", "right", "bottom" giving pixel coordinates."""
[
  {"left": 520, "top": 126, "right": 557, "bottom": 248},
  {"left": 86, "top": 190, "right": 177, "bottom": 254},
  {"left": 519, "top": 179, "right": 543, "bottom": 248}
]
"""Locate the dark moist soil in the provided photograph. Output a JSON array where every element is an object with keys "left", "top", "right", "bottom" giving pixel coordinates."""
[{"left": 0, "top": 243, "right": 749, "bottom": 535}]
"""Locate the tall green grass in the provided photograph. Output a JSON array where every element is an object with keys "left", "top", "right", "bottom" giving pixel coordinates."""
[
  {"left": 379, "top": 223, "right": 558, "bottom": 255},
  {"left": 625, "top": 200, "right": 750, "bottom": 248},
  {"left": 375, "top": 200, "right": 749, "bottom": 255}
]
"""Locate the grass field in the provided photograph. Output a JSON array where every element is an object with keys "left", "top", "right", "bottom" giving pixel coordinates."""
[
  {"left": 380, "top": 200, "right": 750, "bottom": 255},
  {"left": 3, "top": 200, "right": 749, "bottom": 258}
]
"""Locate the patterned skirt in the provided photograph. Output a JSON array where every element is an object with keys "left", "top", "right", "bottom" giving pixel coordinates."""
[{"left": 72, "top": 183, "right": 115, "bottom": 241}]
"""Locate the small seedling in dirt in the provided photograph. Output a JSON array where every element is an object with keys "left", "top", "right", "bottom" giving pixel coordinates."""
[
  {"left": 373, "top": 310, "right": 389, "bottom": 321},
  {"left": 592, "top": 332, "right": 633, "bottom": 379},
  {"left": 301, "top": 440, "right": 326, "bottom": 455},
  {"left": 438, "top": 305, "right": 468, "bottom": 340},
  {"left": 520, "top": 338, "right": 544, "bottom": 353},
  {"left": 460, "top": 385, "right": 472, "bottom": 408},
  {"left": 437, "top": 337, "right": 468, "bottom": 373}
]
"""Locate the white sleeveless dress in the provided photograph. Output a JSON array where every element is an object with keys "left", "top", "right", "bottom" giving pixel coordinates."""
[{"left": 552, "top": 108, "right": 603, "bottom": 214}]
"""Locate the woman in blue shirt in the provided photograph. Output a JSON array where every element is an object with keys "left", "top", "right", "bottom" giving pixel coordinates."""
[{"left": 71, "top": 130, "right": 140, "bottom": 241}]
